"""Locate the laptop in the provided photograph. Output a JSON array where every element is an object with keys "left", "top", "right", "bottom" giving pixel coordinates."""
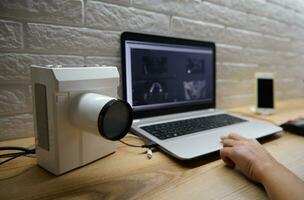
[{"left": 121, "top": 32, "right": 282, "bottom": 159}]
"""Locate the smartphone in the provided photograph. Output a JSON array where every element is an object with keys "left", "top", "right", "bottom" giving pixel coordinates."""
[{"left": 255, "top": 73, "right": 274, "bottom": 115}]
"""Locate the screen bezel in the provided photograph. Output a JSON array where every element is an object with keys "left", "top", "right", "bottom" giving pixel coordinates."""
[{"left": 121, "top": 32, "right": 216, "bottom": 119}]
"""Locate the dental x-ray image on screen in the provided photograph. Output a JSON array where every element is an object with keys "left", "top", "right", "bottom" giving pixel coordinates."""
[
  {"left": 129, "top": 46, "right": 213, "bottom": 110},
  {"left": 185, "top": 57, "right": 205, "bottom": 74},
  {"left": 184, "top": 80, "right": 206, "bottom": 100},
  {"left": 143, "top": 55, "right": 168, "bottom": 75}
]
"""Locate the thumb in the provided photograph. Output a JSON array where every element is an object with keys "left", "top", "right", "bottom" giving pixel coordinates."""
[{"left": 220, "top": 147, "right": 236, "bottom": 168}]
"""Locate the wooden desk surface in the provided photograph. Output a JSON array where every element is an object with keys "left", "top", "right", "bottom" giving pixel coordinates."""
[{"left": 0, "top": 98, "right": 303, "bottom": 200}]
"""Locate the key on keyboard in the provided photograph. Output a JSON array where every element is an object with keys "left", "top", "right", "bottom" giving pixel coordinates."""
[{"left": 141, "top": 114, "right": 247, "bottom": 140}]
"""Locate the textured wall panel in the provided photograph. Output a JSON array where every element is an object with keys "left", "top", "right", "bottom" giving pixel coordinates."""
[{"left": 0, "top": 0, "right": 304, "bottom": 139}]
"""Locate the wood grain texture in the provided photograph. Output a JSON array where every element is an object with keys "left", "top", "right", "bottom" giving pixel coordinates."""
[{"left": 0, "top": 98, "right": 303, "bottom": 200}]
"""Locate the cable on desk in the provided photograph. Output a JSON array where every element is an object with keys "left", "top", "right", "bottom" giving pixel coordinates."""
[
  {"left": 0, "top": 152, "right": 26, "bottom": 158},
  {"left": 0, "top": 146, "right": 34, "bottom": 152},
  {"left": 119, "top": 139, "right": 157, "bottom": 148},
  {"left": 0, "top": 146, "right": 36, "bottom": 165},
  {"left": 119, "top": 137, "right": 157, "bottom": 159},
  {"left": 0, "top": 152, "right": 27, "bottom": 165},
  {"left": 119, "top": 139, "right": 143, "bottom": 148}
]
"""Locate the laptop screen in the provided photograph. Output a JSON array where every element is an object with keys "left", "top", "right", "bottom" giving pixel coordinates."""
[{"left": 121, "top": 32, "right": 216, "bottom": 118}]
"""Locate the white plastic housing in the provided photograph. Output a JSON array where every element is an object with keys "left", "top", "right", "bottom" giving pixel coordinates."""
[
  {"left": 71, "top": 93, "right": 115, "bottom": 136},
  {"left": 31, "top": 65, "right": 119, "bottom": 175}
]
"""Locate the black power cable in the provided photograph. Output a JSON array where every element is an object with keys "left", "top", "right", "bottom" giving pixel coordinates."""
[
  {"left": 0, "top": 136, "right": 156, "bottom": 165},
  {"left": 119, "top": 140, "right": 157, "bottom": 148},
  {"left": 0, "top": 152, "right": 27, "bottom": 165},
  {"left": 119, "top": 139, "right": 157, "bottom": 159},
  {"left": 0, "top": 146, "right": 35, "bottom": 166},
  {"left": 0, "top": 152, "right": 26, "bottom": 158},
  {"left": 0, "top": 146, "right": 34, "bottom": 152}
]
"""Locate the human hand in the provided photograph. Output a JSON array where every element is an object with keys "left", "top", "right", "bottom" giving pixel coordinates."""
[{"left": 220, "top": 134, "right": 279, "bottom": 183}]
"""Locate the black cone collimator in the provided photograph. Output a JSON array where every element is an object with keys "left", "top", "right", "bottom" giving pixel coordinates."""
[{"left": 98, "top": 99, "right": 133, "bottom": 140}]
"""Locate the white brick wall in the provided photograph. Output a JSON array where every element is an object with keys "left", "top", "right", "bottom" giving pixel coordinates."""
[{"left": 0, "top": 0, "right": 304, "bottom": 140}]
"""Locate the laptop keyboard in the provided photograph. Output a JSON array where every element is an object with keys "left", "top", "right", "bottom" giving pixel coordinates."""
[{"left": 141, "top": 114, "right": 247, "bottom": 140}]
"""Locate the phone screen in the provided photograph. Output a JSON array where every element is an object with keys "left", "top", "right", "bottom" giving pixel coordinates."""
[{"left": 257, "top": 78, "right": 274, "bottom": 108}]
